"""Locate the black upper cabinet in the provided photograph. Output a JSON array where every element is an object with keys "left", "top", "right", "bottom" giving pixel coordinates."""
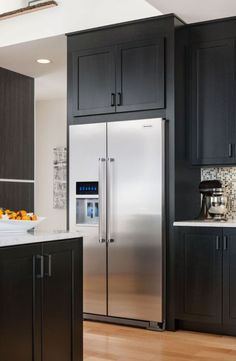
[
  {"left": 72, "top": 47, "right": 116, "bottom": 116},
  {"left": 191, "top": 39, "right": 235, "bottom": 165},
  {"left": 175, "top": 227, "right": 222, "bottom": 324},
  {"left": 223, "top": 229, "right": 236, "bottom": 327},
  {"left": 116, "top": 39, "right": 164, "bottom": 112},
  {"left": 71, "top": 38, "right": 165, "bottom": 117}
]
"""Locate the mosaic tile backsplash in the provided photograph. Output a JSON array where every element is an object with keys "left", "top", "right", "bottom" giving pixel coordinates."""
[{"left": 201, "top": 167, "right": 236, "bottom": 219}]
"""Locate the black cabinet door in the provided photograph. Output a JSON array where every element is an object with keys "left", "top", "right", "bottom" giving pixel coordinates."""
[
  {"left": 223, "top": 229, "right": 236, "bottom": 327},
  {"left": 176, "top": 227, "right": 222, "bottom": 324},
  {"left": 116, "top": 39, "right": 165, "bottom": 112},
  {"left": 191, "top": 39, "right": 235, "bottom": 165},
  {"left": 41, "top": 239, "right": 83, "bottom": 361},
  {"left": 72, "top": 47, "right": 116, "bottom": 116},
  {"left": 0, "top": 244, "right": 41, "bottom": 361}
]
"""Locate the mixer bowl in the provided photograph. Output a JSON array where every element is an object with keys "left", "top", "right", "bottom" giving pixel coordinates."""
[{"left": 208, "top": 195, "right": 228, "bottom": 220}]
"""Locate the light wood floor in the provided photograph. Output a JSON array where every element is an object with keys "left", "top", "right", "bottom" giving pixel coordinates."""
[{"left": 84, "top": 321, "right": 236, "bottom": 361}]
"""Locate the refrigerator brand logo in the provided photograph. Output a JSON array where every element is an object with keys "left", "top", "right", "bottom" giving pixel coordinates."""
[{"left": 143, "top": 125, "right": 153, "bottom": 128}]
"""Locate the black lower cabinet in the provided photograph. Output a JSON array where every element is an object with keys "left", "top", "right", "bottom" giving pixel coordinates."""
[
  {"left": 175, "top": 227, "right": 236, "bottom": 335},
  {"left": 42, "top": 240, "right": 82, "bottom": 361},
  {"left": 0, "top": 244, "right": 41, "bottom": 361},
  {"left": 0, "top": 239, "right": 83, "bottom": 361},
  {"left": 223, "top": 230, "right": 236, "bottom": 328},
  {"left": 175, "top": 227, "right": 222, "bottom": 324}
]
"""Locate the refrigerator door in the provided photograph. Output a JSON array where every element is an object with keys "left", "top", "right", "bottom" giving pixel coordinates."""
[
  {"left": 107, "top": 118, "right": 164, "bottom": 322},
  {"left": 69, "top": 123, "right": 107, "bottom": 315}
]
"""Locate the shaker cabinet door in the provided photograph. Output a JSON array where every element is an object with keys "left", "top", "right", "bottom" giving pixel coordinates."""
[
  {"left": 116, "top": 38, "right": 165, "bottom": 112},
  {"left": 71, "top": 47, "right": 116, "bottom": 116},
  {"left": 223, "top": 230, "right": 236, "bottom": 328},
  {"left": 41, "top": 240, "right": 83, "bottom": 361},
  {"left": 0, "top": 244, "right": 41, "bottom": 361},
  {"left": 191, "top": 39, "right": 235, "bottom": 165},
  {"left": 175, "top": 227, "right": 222, "bottom": 324}
]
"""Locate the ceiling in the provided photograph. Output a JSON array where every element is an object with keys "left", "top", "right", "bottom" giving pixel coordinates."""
[
  {"left": 146, "top": 0, "right": 236, "bottom": 23},
  {"left": 0, "top": 35, "right": 67, "bottom": 101}
]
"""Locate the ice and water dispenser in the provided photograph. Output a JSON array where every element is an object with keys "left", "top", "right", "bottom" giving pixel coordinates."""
[{"left": 76, "top": 181, "right": 99, "bottom": 225}]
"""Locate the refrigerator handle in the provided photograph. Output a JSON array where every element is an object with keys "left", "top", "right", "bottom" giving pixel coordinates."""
[
  {"left": 107, "top": 157, "right": 115, "bottom": 243},
  {"left": 98, "top": 158, "right": 106, "bottom": 243}
]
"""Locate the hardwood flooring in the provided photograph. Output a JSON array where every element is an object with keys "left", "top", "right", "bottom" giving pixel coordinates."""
[{"left": 84, "top": 321, "right": 236, "bottom": 361}]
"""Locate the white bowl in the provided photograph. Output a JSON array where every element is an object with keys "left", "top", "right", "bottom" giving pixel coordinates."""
[{"left": 0, "top": 217, "right": 46, "bottom": 232}]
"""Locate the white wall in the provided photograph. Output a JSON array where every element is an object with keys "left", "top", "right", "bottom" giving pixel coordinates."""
[
  {"left": 0, "top": 1, "right": 25, "bottom": 13},
  {"left": 35, "top": 98, "right": 67, "bottom": 230},
  {"left": 0, "top": 0, "right": 160, "bottom": 47}
]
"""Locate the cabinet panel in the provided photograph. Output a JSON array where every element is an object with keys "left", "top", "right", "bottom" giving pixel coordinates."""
[
  {"left": 223, "top": 230, "right": 236, "bottom": 327},
  {"left": 0, "top": 244, "right": 41, "bottom": 361},
  {"left": 0, "top": 68, "right": 34, "bottom": 179},
  {"left": 191, "top": 39, "right": 235, "bottom": 165},
  {"left": 72, "top": 47, "right": 116, "bottom": 116},
  {"left": 116, "top": 39, "right": 165, "bottom": 112},
  {"left": 176, "top": 228, "right": 222, "bottom": 324},
  {"left": 0, "top": 181, "right": 34, "bottom": 211},
  {"left": 42, "top": 240, "right": 82, "bottom": 361}
]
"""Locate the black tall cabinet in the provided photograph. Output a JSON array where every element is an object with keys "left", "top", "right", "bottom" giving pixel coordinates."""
[
  {"left": 0, "top": 67, "right": 34, "bottom": 211},
  {"left": 67, "top": 15, "right": 202, "bottom": 330}
]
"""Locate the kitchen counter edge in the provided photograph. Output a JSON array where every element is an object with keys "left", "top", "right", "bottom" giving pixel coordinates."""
[
  {"left": 174, "top": 220, "right": 236, "bottom": 228},
  {"left": 0, "top": 230, "right": 83, "bottom": 248}
]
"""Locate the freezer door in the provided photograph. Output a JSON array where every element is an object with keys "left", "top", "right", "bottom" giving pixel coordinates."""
[
  {"left": 69, "top": 123, "right": 107, "bottom": 315},
  {"left": 107, "top": 118, "right": 164, "bottom": 322}
]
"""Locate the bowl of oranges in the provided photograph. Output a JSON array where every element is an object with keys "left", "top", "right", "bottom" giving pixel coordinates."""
[{"left": 0, "top": 209, "right": 45, "bottom": 232}]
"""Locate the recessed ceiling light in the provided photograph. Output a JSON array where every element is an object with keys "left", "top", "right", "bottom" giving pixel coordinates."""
[{"left": 36, "top": 58, "right": 52, "bottom": 64}]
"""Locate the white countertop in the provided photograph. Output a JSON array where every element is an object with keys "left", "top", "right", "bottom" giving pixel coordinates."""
[
  {"left": 0, "top": 230, "right": 83, "bottom": 248},
  {"left": 174, "top": 220, "right": 236, "bottom": 228}
]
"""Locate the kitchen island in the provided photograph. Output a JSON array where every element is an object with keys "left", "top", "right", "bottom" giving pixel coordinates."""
[{"left": 0, "top": 230, "right": 83, "bottom": 361}]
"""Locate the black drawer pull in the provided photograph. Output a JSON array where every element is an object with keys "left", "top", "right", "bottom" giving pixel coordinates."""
[{"left": 229, "top": 143, "right": 233, "bottom": 158}]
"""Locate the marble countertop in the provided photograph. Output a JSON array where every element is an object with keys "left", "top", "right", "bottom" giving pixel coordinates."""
[
  {"left": 0, "top": 230, "right": 83, "bottom": 248},
  {"left": 174, "top": 220, "right": 236, "bottom": 228}
]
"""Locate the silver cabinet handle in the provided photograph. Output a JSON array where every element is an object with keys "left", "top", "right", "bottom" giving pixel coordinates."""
[
  {"left": 215, "top": 236, "right": 220, "bottom": 251},
  {"left": 229, "top": 143, "right": 233, "bottom": 158},
  {"left": 98, "top": 158, "right": 106, "bottom": 243},
  {"left": 35, "top": 255, "right": 44, "bottom": 279},
  {"left": 117, "top": 92, "right": 122, "bottom": 106},
  {"left": 107, "top": 157, "right": 115, "bottom": 243},
  {"left": 44, "top": 254, "right": 52, "bottom": 277},
  {"left": 223, "top": 236, "right": 228, "bottom": 251}
]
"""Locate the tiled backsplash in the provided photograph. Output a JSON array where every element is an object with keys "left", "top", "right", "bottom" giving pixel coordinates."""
[{"left": 201, "top": 167, "right": 236, "bottom": 219}]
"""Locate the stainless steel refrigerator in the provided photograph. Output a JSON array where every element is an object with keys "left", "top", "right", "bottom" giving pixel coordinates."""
[{"left": 69, "top": 118, "right": 165, "bottom": 328}]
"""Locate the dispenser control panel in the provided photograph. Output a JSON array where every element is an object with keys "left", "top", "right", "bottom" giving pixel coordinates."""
[{"left": 76, "top": 181, "right": 98, "bottom": 195}]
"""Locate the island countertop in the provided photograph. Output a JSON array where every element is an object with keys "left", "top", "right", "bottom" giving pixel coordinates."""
[
  {"left": 174, "top": 220, "right": 236, "bottom": 228},
  {"left": 0, "top": 230, "right": 83, "bottom": 248}
]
